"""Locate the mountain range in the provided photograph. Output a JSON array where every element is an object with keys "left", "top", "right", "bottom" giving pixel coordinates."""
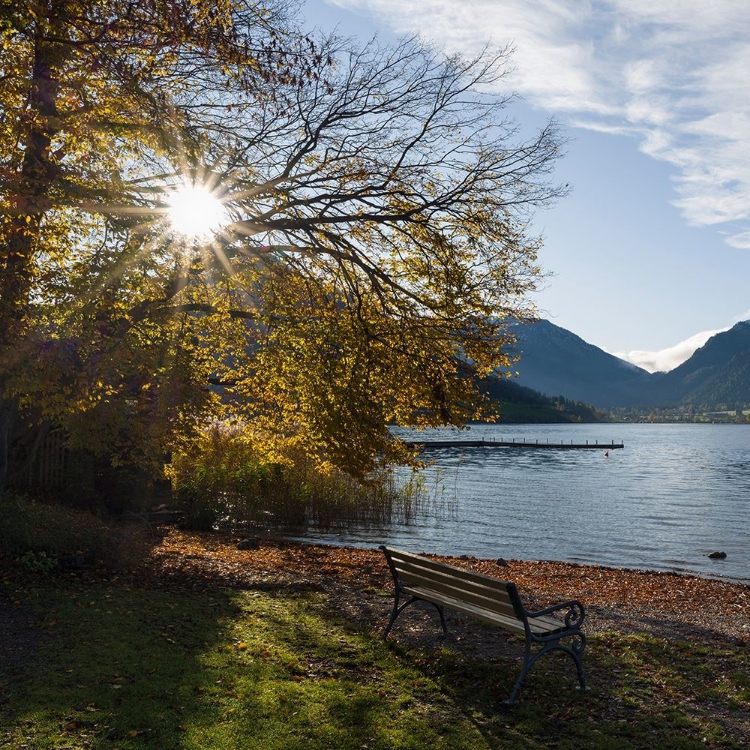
[{"left": 506, "top": 319, "right": 750, "bottom": 410}]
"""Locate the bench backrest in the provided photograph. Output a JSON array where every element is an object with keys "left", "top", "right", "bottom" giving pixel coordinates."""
[{"left": 381, "top": 546, "right": 524, "bottom": 622}]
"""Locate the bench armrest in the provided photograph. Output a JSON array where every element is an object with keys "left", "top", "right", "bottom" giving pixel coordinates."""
[{"left": 525, "top": 599, "right": 586, "bottom": 629}]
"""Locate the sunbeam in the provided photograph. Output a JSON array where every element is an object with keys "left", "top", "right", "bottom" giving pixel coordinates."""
[{"left": 167, "top": 182, "right": 229, "bottom": 240}]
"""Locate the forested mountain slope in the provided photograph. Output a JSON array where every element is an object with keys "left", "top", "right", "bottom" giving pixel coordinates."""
[{"left": 508, "top": 320, "right": 750, "bottom": 409}]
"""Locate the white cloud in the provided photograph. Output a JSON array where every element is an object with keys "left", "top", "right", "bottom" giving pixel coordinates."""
[
  {"left": 613, "top": 328, "right": 729, "bottom": 373},
  {"left": 725, "top": 232, "right": 750, "bottom": 250},
  {"left": 328, "top": 0, "right": 750, "bottom": 242}
]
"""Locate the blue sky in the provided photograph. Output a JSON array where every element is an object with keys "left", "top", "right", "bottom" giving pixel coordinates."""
[{"left": 302, "top": 0, "right": 750, "bottom": 372}]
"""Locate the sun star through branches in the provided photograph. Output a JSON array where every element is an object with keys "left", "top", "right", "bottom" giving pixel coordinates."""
[{"left": 167, "top": 182, "right": 229, "bottom": 240}]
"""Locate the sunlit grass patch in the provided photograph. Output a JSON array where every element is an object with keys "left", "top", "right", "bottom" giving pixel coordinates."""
[{"left": 0, "top": 584, "right": 487, "bottom": 748}]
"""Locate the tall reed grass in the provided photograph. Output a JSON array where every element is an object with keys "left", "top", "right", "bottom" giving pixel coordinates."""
[{"left": 169, "top": 425, "right": 429, "bottom": 532}]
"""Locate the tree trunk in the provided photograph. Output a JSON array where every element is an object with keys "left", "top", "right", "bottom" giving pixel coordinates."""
[
  {"left": 0, "top": 397, "right": 18, "bottom": 500},
  {"left": 0, "top": 10, "right": 62, "bottom": 499}
]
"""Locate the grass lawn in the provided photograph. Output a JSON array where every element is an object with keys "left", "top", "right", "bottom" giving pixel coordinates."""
[{"left": 1, "top": 574, "right": 748, "bottom": 749}]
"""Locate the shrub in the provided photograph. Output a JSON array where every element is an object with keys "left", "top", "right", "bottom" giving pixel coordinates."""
[
  {"left": 18, "top": 550, "right": 59, "bottom": 573},
  {"left": 0, "top": 493, "right": 153, "bottom": 570}
]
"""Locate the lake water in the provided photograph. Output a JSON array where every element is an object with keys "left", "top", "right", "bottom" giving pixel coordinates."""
[{"left": 291, "top": 424, "right": 750, "bottom": 583}]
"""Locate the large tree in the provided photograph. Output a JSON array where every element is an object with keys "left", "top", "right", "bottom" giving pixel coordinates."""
[
  {"left": 0, "top": 0, "right": 564, "bottom": 493},
  {"left": 0, "top": 0, "right": 325, "bottom": 488}
]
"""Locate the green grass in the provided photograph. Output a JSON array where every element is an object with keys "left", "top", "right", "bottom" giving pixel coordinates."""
[{"left": 1, "top": 580, "right": 748, "bottom": 749}]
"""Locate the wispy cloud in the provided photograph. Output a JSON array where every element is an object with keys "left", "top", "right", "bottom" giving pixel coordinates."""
[
  {"left": 329, "top": 1, "right": 750, "bottom": 247},
  {"left": 725, "top": 231, "right": 750, "bottom": 250}
]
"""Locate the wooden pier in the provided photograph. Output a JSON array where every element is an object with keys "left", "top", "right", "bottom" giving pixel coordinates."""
[{"left": 409, "top": 438, "right": 624, "bottom": 450}]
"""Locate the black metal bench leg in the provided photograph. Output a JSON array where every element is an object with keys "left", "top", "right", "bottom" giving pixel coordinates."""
[
  {"left": 383, "top": 593, "right": 417, "bottom": 639},
  {"left": 573, "top": 653, "right": 587, "bottom": 690},
  {"left": 505, "top": 640, "right": 534, "bottom": 705},
  {"left": 554, "top": 635, "right": 588, "bottom": 691},
  {"left": 569, "top": 634, "right": 587, "bottom": 690},
  {"left": 434, "top": 604, "right": 447, "bottom": 635},
  {"left": 506, "top": 637, "right": 587, "bottom": 705}
]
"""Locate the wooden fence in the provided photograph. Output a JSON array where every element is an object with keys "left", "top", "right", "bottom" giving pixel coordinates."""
[{"left": 14, "top": 427, "right": 67, "bottom": 491}]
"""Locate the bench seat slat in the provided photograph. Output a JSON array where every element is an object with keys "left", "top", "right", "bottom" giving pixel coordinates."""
[
  {"left": 393, "top": 563, "right": 519, "bottom": 619},
  {"left": 391, "top": 557, "right": 508, "bottom": 596},
  {"left": 386, "top": 549, "right": 509, "bottom": 591},
  {"left": 402, "top": 585, "right": 563, "bottom": 635}
]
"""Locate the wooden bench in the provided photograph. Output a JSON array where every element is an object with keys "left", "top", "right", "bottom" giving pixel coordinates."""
[{"left": 380, "top": 546, "right": 587, "bottom": 704}]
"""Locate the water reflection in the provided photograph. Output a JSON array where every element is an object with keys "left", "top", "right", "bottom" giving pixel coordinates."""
[{"left": 290, "top": 424, "right": 750, "bottom": 582}]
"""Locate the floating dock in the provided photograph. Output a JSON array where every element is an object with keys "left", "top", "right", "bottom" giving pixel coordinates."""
[{"left": 409, "top": 438, "right": 624, "bottom": 450}]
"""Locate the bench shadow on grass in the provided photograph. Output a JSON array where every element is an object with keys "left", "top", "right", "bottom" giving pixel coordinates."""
[
  {"left": 252, "top": 590, "right": 558, "bottom": 747},
  {"left": 227, "top": 582, "right": 478, "bottom": 748},
  {"left": 329, "top": 593, "right": 750, "bottom": 749}
]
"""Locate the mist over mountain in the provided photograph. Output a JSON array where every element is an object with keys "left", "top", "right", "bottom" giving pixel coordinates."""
[
  {"left": 653, "top": 321, "right": 750, "bottom": 407},
  {"left": 507, "top": 319, "right": 750, "bottom": 410}
]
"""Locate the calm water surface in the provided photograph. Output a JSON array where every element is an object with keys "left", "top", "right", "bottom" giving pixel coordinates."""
[{"left": 292, "top": 424, "right": 750, "bottom": 583}]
